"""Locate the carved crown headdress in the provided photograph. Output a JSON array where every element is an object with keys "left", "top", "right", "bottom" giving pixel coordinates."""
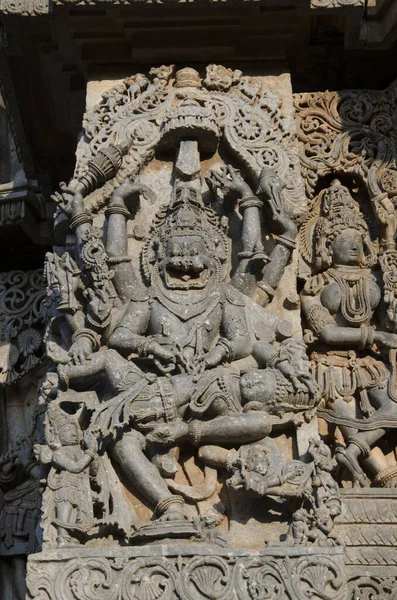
[
  {"left": 45, "top": 401, "right": 82, "bottom": 447},
  {"left": 300, "top": 179, "right": 377, "bottom": 272},
  {"left": 141, "top": 180, "right": 228, "bottom": 283}
]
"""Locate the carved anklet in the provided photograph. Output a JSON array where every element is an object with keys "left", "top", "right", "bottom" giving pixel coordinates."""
[
  {"left": 374, "top": 465, "right": 397, "bottom": 486},
  {"left": 155, "top": 495, "right": 184, "bottom": 518},
  {"left": 217, "top": 338, "right": 234, "bottom": 362},
  {"left": 347, "top": 436, "right": 371, "bottom": 458}
]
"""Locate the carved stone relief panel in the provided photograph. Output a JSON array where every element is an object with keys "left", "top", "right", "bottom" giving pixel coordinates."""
[
  {"left": 295, "top": 83, "right": 397, "bottom": 491},
  {"left": 23, "top": 64, "right": 349, "bottom": 599},
  {"left": 294, "top": 80, "right": 397, "bottom": 598},
  {"left": 27, "top": 546, "right": 347, "bottom": 600},
  {"left": 0, "top": 268, "right": 48, "bottom": 599},
  {"left": 13, "top": 62, "right": 397, "bottom": 600}
]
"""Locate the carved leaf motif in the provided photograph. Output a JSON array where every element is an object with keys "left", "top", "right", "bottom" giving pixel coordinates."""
[
  {"left": 26, "top": 563, "right": 55, "bottom": 600},
  {"left": 122, "top": 558, "right": 179, "bottom": 600},
  {"left": 181, "top": 557, "right": 231, "bottom": 600},
  {"left": 27, "top": 552, "right": 348, "bottom": 600},
  {"left": 235, "top": 558, "right": 287, "bottom": 600},
  {"left": 247, "top": 568, "right": 285, "bottom": 600},
  {"left": 0, "top": 269, "right": 45, "bottom": 382},
  {"left": 55, "top": 558, "right": 119, "bottom": 600},
  {"left": 294, "top": 87, "right": 394, "bottom": 200},
  {"left": 348, "top": 576, "right": 391, "bottom": 600},
  {"left": 292, "top": 556, "right": 347, "bottom": 600}
]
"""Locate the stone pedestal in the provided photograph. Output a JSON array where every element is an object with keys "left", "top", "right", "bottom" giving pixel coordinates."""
[{"left": 27, "top": 545, "right": 347, "bottom": 600}]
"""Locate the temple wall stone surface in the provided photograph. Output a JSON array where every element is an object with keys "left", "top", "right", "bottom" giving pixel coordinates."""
[{"left": 0, "top": 3, "right": 397, "bottom": 599}]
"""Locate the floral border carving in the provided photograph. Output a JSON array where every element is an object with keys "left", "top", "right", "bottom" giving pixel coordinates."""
[{"left": 27, "top": 551, "right": 347, "bottom": 600}]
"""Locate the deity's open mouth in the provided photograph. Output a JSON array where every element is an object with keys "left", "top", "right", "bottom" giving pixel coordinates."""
[{"left": 164, "top": 265, "right": 209, "bottom": 290}]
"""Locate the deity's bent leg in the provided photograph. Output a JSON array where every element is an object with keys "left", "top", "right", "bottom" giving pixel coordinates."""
[
  {"left": 347, "top": 388, "right": 397, "bottom": 484},
  {"left": 110, "top": 431, "right": 184, "bottom": 520},
  {"left": 327, "top": 397, "right": 358, "bottom": 441},
  {"left": 333, "top": 389, "right": 396, "bottom": 486},
  {"left": 323, "top": 397, "right": 368, "bottom": 486}
]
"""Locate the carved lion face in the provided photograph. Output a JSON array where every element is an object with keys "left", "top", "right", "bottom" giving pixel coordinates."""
[{"left": 159, "top": 234, "right": 215, "bottom": 290}]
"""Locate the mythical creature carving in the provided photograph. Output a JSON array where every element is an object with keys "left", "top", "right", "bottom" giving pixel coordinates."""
[{"left": 36, "top": 66, "right": 324, "bottom": 547}]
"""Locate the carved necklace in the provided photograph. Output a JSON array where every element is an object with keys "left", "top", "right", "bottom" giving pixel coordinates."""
[{"left": 327, "top": 266, "right": 372, "bottom": 325}]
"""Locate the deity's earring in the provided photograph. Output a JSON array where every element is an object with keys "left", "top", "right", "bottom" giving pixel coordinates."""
[
  {"left": 327, "top": 248, "right": 333, "bottom": 267},
  {"left": 315, "top": 246, "right": 330, "bottom": 271}
]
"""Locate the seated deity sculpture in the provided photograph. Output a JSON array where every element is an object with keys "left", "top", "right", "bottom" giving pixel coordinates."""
[{"left": 43, "top": 144, "right": 317, "bottom": 531}]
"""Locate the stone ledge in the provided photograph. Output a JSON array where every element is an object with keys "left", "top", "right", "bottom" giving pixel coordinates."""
[{"left": 27, "top": 545, "right": 347, "bottom": 600}]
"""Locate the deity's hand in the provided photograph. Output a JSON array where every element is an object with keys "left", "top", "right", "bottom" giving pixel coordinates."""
[
  {"left": 203, "top": 345, "right": 227, "bottom": 369},
  {"left": 33, "top": 444, "right": 53, "bottom": 465},
  {"left": 257, "top": 168, "right": 285, "bottom": 205},
  {"left": 257, "top": 168, "right": 297, "bottom": 238},
  {"left": 276, "top": 360, "right": 317, "bottom": 395},
  {"left": 284, "top": 463, "right": 305, "bottom": 482},
  {"left": 146, "top": 423, "right": 181, "bottom": 446},
  {"left": 130, "top": 400, "right": 163, "bottom": 424},
  {"left": 85, "top": 288, "right": 112, "bottom": 325},
  {"left": 206, "top": 165, "right": 253, "bottom": 202},
  {"left": 83, "top": 430, "right": 98, "bottom": 455},
  {"left": 386, "top": 295, "right": 397, "bottom": 331},
  {"left": 68, "top": 337, "right": 93, "bottom": 366},
  {"left": 146, "top": 340, "right": 175, "bottom": 364},
  {"left": 51, "top": 182, "right": 79, "bottom": 219},
  {"left": 273, "top": 212, "right": 298, "bottom": 238}
]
